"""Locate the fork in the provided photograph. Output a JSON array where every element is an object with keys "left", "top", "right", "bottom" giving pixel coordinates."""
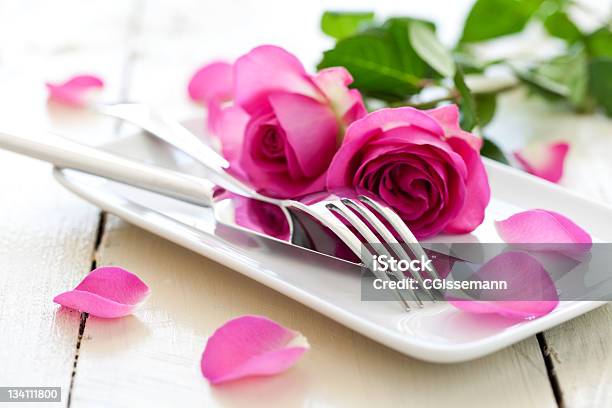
[
  {"left": 98, "top": 103, "right": 440, "bottom": 309},
  {"left": 293, "top": 194, "right": 442, "bottom": 308}
]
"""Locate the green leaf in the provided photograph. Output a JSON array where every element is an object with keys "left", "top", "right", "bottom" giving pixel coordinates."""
[
  {"left": 544, "top": 47, "right": 588, "bottom": 108},
  {"left": 516, "top": 69, "right": 567, "bottom": 100},
  {"left": 460, "top": 0, "right": 544, "bottom": 43},
  {"left": 318, "top": 18, "right": 439, "bottom": 100},
  {"left": 384, "top": 18, "right": 438, "bottom": 80},
  {"left": 481, "top": 138, "right": 509, "bottom": 164},
  {"left": 318, "top": 30, "right": 422, "bottom": 100},
  {"left": 589, "top": 58, "right": 612, "bottom": 116},
  {"left": 543, "top": 11, "right": 582, "bottom": 43},
  {"left": 455, "top": 72, "right": 496, "bottom": 131},
  {"left": 586, "top": 27, "right": 612, "bottom": 58},
  {"left": 453, "top": 53, "right": 506, "bottom": 74},
  {"left": 321, "top": 11, "right": 375, "bottom": 40},
  {"left": 454, "top": 69, "right": 478, "bottom": 131},
  {"left": 453, "top": 52, "right": 486, "bottom": 74},
  {"left": 408, "top": 21, "right": 455, "bottom": 77},
  {"left": 516, "top": 45, "right": 588, "bottom": 109},
  {"left": 475, "top": 93, "right": 497, "bottom": 126}
]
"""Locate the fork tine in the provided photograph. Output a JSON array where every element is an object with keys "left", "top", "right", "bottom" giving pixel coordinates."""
[
  {"left": 341, "top": 198, "right": 437, "bottom": 302},
  {"left": 291, "top": 202, "right": 413, "bottom": 310},
  {"left": 358, "top": 195, "right": 441, "bottom": 281},
  {"left": 360, "top": 244, "right": 413, "bottom": 311},
  {"left": 326, "top": 201, "right": 423, "bottom": 307}
]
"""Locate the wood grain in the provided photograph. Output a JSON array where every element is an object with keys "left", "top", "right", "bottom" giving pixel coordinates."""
[
  {"left": 0, "top": 149, "right": 99, "bottom": 393},
  {"left": 541, "top": 305, "right": 612, "bottom": 408}
]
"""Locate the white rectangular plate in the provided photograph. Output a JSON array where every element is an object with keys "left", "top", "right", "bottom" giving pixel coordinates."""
[{"left": 54, "top": 122, "right": 610, "bottom": 363}]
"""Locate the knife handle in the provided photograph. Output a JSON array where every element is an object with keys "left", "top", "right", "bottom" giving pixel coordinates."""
[{"left": 0, "top": 130, "right": 214, "bottom": 207}]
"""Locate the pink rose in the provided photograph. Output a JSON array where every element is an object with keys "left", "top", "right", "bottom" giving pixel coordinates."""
[
  {"left": 189, "top": 45, "right": 366, "bottom": 198},
  {"left": 327, "top": 105, "right": 490, "bottom": 238}
]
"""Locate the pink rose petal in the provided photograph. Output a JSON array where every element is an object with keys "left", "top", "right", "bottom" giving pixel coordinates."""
[
  {"left": 444, "top": 136, "right": 490, "bottom": 234},
  {"left": 201, "top": 315, "right": 309, "bottom": 385},
  {"left": 46, "top": 74, "right": 104, "bottom": 107},
  {"left": 53, "top": 266, "right": 150, "bottom": 318},
  {"left": 233, "top": 45, "right": 322, "bottom": 113},
  {"left": 447, "top": 251, "right": 559, "bottom": 320},
  {"left": 188, "top": 61, "right": 234, "bottom": 105},
  {"left": 268, "top": 92, "right": 338, "bottom": 177},
  {"left": 313, "top": 67, "right": 367, "bottom": 127},
  {"left": 212, "top": 104, "right": 250, "bottom": 164},
  {"left": 514, "top": 141, "right": 569, "bottom": 183},
  {"left": 427, "top": 105, "right": 483, "bottom": 150},
  {"left": 495, "top": 209, "right": 592, "bottom": 259}
]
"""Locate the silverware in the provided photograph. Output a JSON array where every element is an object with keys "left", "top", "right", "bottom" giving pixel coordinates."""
[
  {"left": 98, "top": 103, "right": 440, "bottom": 308},
  {"left": 96, "top": 103, "right": 265, "bottom": 202},
  {"left": 0, "top": 104, "right": 439, "bottom": 309},
  {"left": 0, "top": 130, "right": 214, "bottom": 206}
]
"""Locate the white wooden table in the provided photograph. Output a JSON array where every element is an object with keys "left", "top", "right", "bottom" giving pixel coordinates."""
[{"left": 1, "top": 1, "right": 611, "bottom": 407}]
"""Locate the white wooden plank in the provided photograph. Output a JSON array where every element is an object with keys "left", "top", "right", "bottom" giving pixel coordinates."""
[
  {"left": 0, "top": 141, "right": 100, "bottom": 394},
  {"left": 0, "top": 0, "right": 136, "bottom": 403},
  {"left": 541, "top": 305, "right": 612, "bottom": 408},
  {"left": 70, "top": 215, "right": 557, "bottom": 408},
  {"left": 0, "top": 0, "right": 134, "bottom": 145}
]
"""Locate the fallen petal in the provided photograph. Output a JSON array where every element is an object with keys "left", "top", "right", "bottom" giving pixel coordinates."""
[
  {"left": 514, "top": 141, "right": 569, "bottom": 183},
  {"left": 447, "top": 251, "right": 559, "bottom": 320},
  {"left": 53, "top": 266, "right": 150, "bottom": 318},
  {"left": 46, "top": 74, "right": 104, "bottom": 107},
  {"left": 495, "top": 209, "right": 592, "bottom": 259},
  {"left": 201, "top": 315, "right": 309, "bottom": 385}
]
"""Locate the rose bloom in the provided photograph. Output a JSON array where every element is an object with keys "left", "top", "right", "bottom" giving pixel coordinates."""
[
  {"left": 327, "top": 106, "right": 490, "bottom": 238},
  {"left": 189, "top": 45, "right": 366, "bottom": 198}
]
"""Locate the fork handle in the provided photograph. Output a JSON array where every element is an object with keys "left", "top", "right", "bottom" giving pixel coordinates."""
[{"left": 0, "top": 131, "right": 214, "bottom": 207}]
